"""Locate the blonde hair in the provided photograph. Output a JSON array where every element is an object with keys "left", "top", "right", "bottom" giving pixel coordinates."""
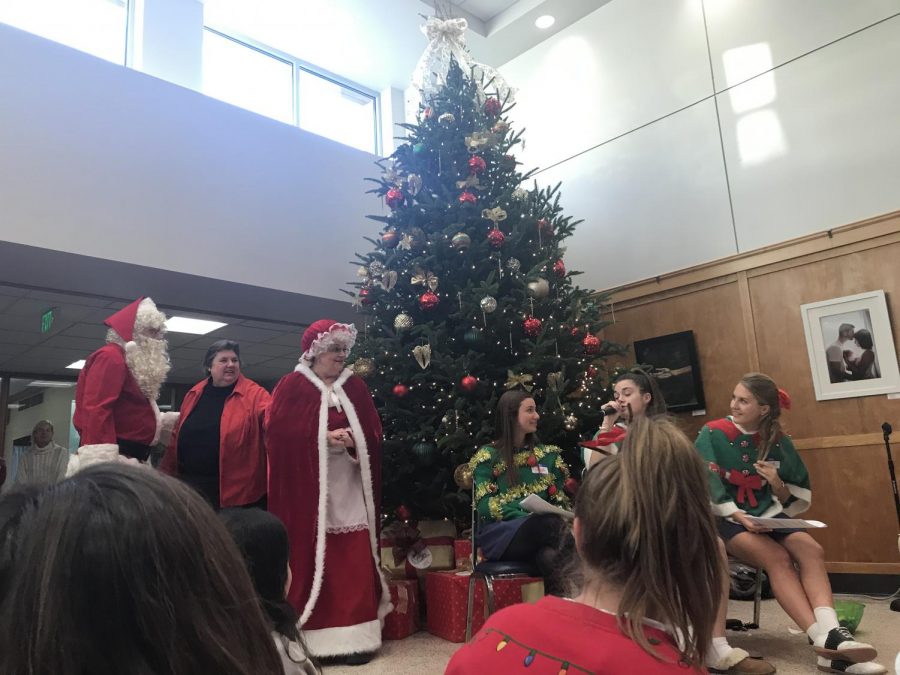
[
  {"left": 574, "top": 416, "right": 723, "bottom": 666},
  {"left": 739, "top": 373, "right": 783, "bottom": 461}
]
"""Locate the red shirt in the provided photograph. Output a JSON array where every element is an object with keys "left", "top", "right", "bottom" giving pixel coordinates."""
[
  {"left": 445, "top": 596, "right": 704, "bottom": 675},
  {"left": 160, "top": 375, "right": 270, "bottom": 507}
]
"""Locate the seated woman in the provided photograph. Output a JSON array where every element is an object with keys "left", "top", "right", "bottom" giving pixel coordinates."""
[
  {"left": 220, "top": 508, "right": 320, "bottom": 675},
  {"left": 0, "top": 464, "right": 284, "bottom": 675},
  {"left": 448, "top": 416, "right": 724, "bottom": 674},
  {"left": 469, "top": 389, "right": 573, "bottom": 595},
  {"left": 696, "top": 373, "right": 885, "bottom": 675}
]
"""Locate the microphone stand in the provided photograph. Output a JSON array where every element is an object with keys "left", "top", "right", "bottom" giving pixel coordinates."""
[{"left": 882, "top": 423, "right": 900, "bottom": 612}]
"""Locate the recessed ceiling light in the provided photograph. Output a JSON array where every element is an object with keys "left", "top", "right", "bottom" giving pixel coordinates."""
[
  {"left": 67, "top": 359, "right": 86, "bottom": 370},
  {"left": 165, "top": 317, "right": 228, "bottom": 335},
  {"left": 535, "top": 15, "right": 555, "bottom": 29},
  {"left": 28, "top": 380, "right": 76, "bottom": 388}
]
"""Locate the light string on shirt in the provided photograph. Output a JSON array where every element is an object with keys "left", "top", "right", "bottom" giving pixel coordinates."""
[{"left": 482, "top": 628, "right": 592, "bottom": 674}]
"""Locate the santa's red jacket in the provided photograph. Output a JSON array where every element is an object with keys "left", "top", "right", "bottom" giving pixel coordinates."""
[
  {"left": 73, "top": 343, "right": 157, "bottom": 448},
  {"left": 160, "top": 374, "right": 270, "bottom": 507},
  {"left": 265, "top": 366, "right": 387, "bottom": 623}
]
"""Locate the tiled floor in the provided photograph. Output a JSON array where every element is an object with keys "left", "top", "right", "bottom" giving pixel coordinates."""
[{"left": 325, "top": 595, "right": 900, "bottom": 674}]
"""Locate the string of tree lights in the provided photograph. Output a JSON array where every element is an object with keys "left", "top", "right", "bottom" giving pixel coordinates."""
[{"left": 345, "top": 58, "right": 626, "bottom": 523}]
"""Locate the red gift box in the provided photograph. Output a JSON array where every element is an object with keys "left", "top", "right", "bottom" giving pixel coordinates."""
[
  {"left": 382, "top": 579, "right": 420, "bottom": 640},
  {"left": 425, "top": 570, "right": 544, "bottom": 643},
  {"left": 454, "top": 539, "right": 472, "bottom": 568}
]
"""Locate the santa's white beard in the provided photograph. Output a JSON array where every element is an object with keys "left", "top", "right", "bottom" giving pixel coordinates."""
[{"left": 125, "top": 336, "right": 170, "bottom": 400}]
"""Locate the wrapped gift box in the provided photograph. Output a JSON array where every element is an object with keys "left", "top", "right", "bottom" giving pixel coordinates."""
[
  {"left": 454, "top": 539, "right": 473, "bottom": 569},
  {"left": 380, "top": 519, "right": 456, "bottom": 580},
  {"left": 425, "top": 570, "right": 544, "bottom": 643},
  {"left": 382, "top": 579, "right": 421, "bottom": 640}
]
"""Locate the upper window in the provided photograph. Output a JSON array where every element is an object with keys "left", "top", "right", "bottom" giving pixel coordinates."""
[
  {"left": 0, "top": 0, "right": 129, "bottom": 65},
  {"left": 200, "top": 26, "right": 378, "bottom": 154}
]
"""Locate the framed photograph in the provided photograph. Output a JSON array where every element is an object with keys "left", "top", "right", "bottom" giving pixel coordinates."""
[
  {"left": 633, "top": 330, "right": 706, "bottom": 413},
  {"left": 800, "top": 290, "right": 900, "bottom": 401}
]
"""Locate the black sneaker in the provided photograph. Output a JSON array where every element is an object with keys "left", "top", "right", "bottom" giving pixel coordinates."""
[{"left": 814, "top": 627, "right": 877, "bottom": 663}]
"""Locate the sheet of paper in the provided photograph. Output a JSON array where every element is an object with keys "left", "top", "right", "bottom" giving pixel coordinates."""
[
  {"left": 520, "top": 493, "right": 573, "bottom": 519},
  {"left": 744, "top": 516, "right": 827, "bottom": 529}
]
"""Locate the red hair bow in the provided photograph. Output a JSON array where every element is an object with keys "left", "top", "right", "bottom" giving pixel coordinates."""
[{"left": 777, "top": 388, "right": 792, "bottom": 410}]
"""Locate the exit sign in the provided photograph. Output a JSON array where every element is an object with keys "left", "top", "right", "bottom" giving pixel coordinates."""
[{"left": 41, "top": 308, "right": 56, "bottom": 333}]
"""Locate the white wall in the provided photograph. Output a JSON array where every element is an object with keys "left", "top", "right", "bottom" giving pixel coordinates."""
[
  {"left": 501, "top": 0, "right": 900, "bottom": 290},
  {"left": 0, "top": 22, "right": 386, "bottom": 301}
]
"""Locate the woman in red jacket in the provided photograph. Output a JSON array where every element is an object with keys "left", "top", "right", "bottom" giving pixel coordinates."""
[{"left": 161, "top": 340, "right": 270, "bottom": 509}]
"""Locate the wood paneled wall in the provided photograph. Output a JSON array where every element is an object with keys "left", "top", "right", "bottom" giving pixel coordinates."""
[{"left": 601, "top": 211, "right": 900, "bottom": 574}]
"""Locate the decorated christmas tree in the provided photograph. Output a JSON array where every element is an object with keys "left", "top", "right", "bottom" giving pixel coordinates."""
[{"left": 347, "top": 25, "right": 624, "bottom": 523}]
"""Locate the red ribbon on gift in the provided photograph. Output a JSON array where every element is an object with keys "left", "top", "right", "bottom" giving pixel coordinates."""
[{"left": 727, "top": 471, "right": 762, "bottom": 507}]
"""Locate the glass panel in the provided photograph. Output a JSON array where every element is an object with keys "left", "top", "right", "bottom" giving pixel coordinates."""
[
  {"left": 298, "top": 69, "right": 376, "bottom": 154},
  {"left": 201, "top": 29, "right": 294, "bottom": 125},
  {"left": 0, "top": 0, "right": 128, "bottom": 64}
]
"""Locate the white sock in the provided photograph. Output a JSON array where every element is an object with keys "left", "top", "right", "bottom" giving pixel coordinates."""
[
  {"left": 806, "top": 621, "right": 822, "bottom": 642},
  {"left": 814, "top": 606, "right": 840, "bottom": 633},
  {"left": 707, "top": 637, "right": 732, "bottom": 666}
]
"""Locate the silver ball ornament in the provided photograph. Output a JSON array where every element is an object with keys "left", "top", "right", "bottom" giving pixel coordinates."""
[
  {"left": 394, "top": 313, "right": 414, "bottom": 332},
  {"left": 527, "top": 277, "right": 550, "bottom": 299},
  {"left": 480, "top": 296, "right": 497, "bottom": 313},
  {"left": 505, "top": 257, "right": 521, "bottom": 274},
  {"left": 564, "top": 414, "right": 578, "bottom": 431}
]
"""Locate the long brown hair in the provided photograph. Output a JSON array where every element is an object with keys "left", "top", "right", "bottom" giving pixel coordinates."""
[
  {"left": 574, "top": 416, "right": 723, "bottom": 667},
  {"left": 494, "top": 389, "right": 539, "bottom": 486},
  {"left": 739, "top": 372, "right": 784, "bottom": 461},
  {"left": 614, "top": 367, "right": 668, "bottom": 417},
  {"left": 0, "top": 465, "right": 284, "bottom": 675}
]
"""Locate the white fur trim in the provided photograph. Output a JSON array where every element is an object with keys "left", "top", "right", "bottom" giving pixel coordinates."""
[
  {"left": 295, "top": 364, "right": 392, "bottom": 625},
  {"left": 150, "top": 399, "right": 163, "bottom": 446},
  {"left": 301, "top": 323, "right": 358, "bottom": 363},
  {"left": 302, "top": 619, "right": 382, "bottom": 657},
  {"left": 712, "top": 500, "right": 741, "bottom": 517},
  {"left": 124, "top": 340, "right": 138, "bottom": 353},
  {"left": 67, "top": 444, "right": 119, "bottom": 476}
]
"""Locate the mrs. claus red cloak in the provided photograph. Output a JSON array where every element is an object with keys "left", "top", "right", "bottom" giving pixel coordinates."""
[{"left": 266, "top": 362, "right": 390, "bottom": 656}]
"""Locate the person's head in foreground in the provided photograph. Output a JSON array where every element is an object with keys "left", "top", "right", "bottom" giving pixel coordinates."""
[{"left": 0, "top": 464, "right": 283, "bottom": 675}]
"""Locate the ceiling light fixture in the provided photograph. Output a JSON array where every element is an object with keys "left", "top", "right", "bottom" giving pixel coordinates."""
[
  {"left": 165, "top": 317, "right": 228, "bottom": 335},
  {"left": 67, "top": 359, "right": 86, "bottom": 370},
  {"left": 535, "top": 15, "right": 555, "bottom": 29},
  {"left": 28, "top": 381, "right": 76, "bottom": 388}
]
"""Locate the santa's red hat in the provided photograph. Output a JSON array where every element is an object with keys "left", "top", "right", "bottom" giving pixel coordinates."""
[
  {"left": 104, "top": 297, "right": 145, "bottom": 342},
  {"left": 301, "top": 319, "right": 357, "bottom": 361}
]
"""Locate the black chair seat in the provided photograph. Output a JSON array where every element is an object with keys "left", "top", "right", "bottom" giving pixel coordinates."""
[{"left": 473, "top": 560, "right": 539, "bottom": 576}]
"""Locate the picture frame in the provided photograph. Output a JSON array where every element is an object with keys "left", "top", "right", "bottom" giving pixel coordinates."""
[
  {"left": 800, "top": 290, "right": 900, "bottom": 401},
  {"left": 633, "top": 330, "right": 706, "bottom": 413}
]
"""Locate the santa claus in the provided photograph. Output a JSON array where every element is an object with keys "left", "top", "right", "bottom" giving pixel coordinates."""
[
  {"left": 266, "top": 319, "right": 390, "bottom": 664},
  {"left": 70, "top": 297, "right": 177, "bottom": 473}
]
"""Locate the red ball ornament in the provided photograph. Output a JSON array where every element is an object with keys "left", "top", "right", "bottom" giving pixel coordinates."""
[
  {"left": 547, "top": 484, "right": 558, "bottom": 496},
  {"left": 537, "top": 218, "right": 554, "bottom": 236},
  {"left": 381, "top": 230, "right": 399, "bottom": 249},
  {"left": 385, "top": 187, "right": 404, "bottom": 209},
  {"left": 570, "top": 326, "right": 582, "bottom": 338},
  {"left": 582, "top": 333, "right": 601, "bottom": 355},
  {"left": 526, "top": 455, "right": 538, "bottom": 467},
  {"left": 418, "top": 291, "right": 440, "bottom": 311},
  {"left": 487, "top": 228, "right": 505, "bottom": 249},
  {"left": 564, "top": 477, "right": 579, "bottom": 495},
  {"left": 552, "top": 259, "right": 566, "bottom": 278},
  {"left": 587, "top": 365, "right": 599, "bottom": 379},
  {"left": 468, "top": 155, "right": 486, "bottom": 174},
  {"left": 484, "top": 97, "right": 502, "bottom": 116},
  {"left": 500, "top": 154, "right": 516, "bottom": 170},
  {"left": 423, "top": 107, "right": 433, "bottom": 120},
  {"left": 523, "top": 316, "right": 542, "bottom": 337},
  {"left": 392, "top": 383, "right": 409, "bottom": 398},
  {"left": 358, "top": 287, "right": 374, "bottom": 306},
  {"left": 396, "top": 504, "right": 412, "bottom": 520},
  {"left": 458, "top": 190, "right": 477, "bottom": 205},
  {"left": 460, "top": 375, "right": 478, "bottom": 392}
]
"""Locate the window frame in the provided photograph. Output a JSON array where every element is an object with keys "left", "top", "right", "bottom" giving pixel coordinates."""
[{"left": 201, "top": 25, "right": 381, "bottom": 154}]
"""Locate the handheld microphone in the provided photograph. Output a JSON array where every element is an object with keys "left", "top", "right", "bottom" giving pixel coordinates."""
[
  {"left": 598, "top": 404, "right": 618, "bottom": 418},
  {"left": 883, "top": 422, "right": 892, "bottom": 440}
]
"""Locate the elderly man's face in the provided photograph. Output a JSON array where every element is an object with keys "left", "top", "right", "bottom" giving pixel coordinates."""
[{"left": 33, "top": 424, "right": 53, "bottom": 447}]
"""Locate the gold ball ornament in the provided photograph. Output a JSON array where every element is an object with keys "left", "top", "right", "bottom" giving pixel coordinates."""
[
  {"left": 394, "top": 313, "right": 414, "bottom": 332},
  {"left": 451, "top": 232, "right": 471, "bottom": 250},
  {"left": 352, "top": 358, "right": 375, "bottom": 378},
  {"left": 454, "top": 463, "right": 474, "bottom": 489},
  {"left": 564, "top": 414, "right": 578, "bottom": 431}
]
